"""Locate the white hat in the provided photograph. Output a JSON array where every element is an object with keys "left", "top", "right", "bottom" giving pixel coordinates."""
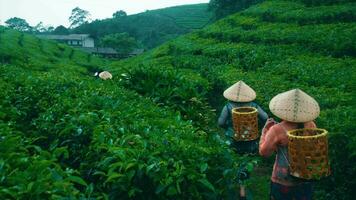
[
  {"left": 223, "top": 81, "right": 256, "bottom": 102},
  {"left": 99, "top": 71, "right": 113, "bottom": 80},
  {"left": 269, "top": 89, "right": 320, "bottom": 123}
]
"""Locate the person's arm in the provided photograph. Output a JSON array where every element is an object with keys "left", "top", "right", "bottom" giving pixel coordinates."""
[
  {"left": 218, "top": 105, "right": 229, "bottom": 129},
  {"left": 259, "top": 124, "right": 279, "bottom": 157},
  {"left": 259, "top": 119, "right": 275, "bottom": 147}
]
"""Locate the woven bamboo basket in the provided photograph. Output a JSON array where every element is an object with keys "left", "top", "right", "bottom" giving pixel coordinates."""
[
  {"left": 287, "top": 128, "right": 330, "bottom": 180},
  {"left": 231, "top": 107, "right": 258, "bottom": 141}
]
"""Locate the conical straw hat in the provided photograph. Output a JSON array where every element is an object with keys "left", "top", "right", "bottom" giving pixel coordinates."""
[
  {"left": 269, "top": 89, "right": 320, "bottom": 123},
  {"left": 99, "top": 71, "right": 113, "bottom": 80},
  {"left": 223, "top": 81, "right": 256, "bottom": 102}
]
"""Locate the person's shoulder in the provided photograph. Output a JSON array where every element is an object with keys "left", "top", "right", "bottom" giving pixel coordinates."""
[
  {"left": 220, "top": 103, "right": 230, "bottom": 112},
  {"left": 226, "top": 101, "right": 236, "bottom": 108},
  {"left": 305, "top": 121, "right": 317, "bottom": 128},
  {"left": 250, "top": 101, "right": 261, "bottom": 107}
]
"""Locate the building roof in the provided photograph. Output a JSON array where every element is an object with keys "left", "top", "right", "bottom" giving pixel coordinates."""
[
  {"left": 81, "top": 47, "right": 118, "bottom": 54},
  {"left": 130, "top": 49, "right": 145, "bottom": 55},
  {"left": 37, "top": 34, "right": 91, "bottom": 41}
]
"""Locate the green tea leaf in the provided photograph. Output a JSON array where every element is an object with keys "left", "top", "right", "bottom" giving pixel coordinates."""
[
  {"left": 198, "top": 178, "right": 215, "bottom": 192},
  {"left": 66, "top": 176, "right": 88, "bottom": 186}
]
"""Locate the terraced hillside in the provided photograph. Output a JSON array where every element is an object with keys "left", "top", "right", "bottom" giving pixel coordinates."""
[
  {"left": 144, "top": 3, "right": 213, "bottom": 29},
  {"left": 110, "top": 1, "right": 356, "bottom": 199},
  {"left": 74, "top": 4, "right": 213, "bottom": 49},
  {"left": 0, "top": 26, "right": 243, "bottom": 199}
]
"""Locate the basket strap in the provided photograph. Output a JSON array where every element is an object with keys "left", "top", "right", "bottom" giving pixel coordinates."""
[
  {"left": 278, "top": 124, "right": 291, "bottom": 168},
  {"left": 227, "top": 103, "right": 233, "bottom": 113},
  {"left": 227, "top": 103, "right": 233, "bottom": 121}
]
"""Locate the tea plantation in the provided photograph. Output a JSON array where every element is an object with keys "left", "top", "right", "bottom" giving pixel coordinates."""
[
  {"left": 0, "top": 0, "right": 355, "bottom": 199},
  {"left": 110, "top": 0, "right": 356, "bottom": 199},
  {"left": 0, "top": 27, "right": 243, "bottom": 199}
]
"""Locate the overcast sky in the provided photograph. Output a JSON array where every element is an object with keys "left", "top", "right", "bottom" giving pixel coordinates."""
[{"left": 0, "top": 0, "right": 209, "bottom": 27}]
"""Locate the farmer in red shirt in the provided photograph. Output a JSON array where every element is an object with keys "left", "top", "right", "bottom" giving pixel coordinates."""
[{"left": 259, "top": 89, "right": 320, "bottom": 200}]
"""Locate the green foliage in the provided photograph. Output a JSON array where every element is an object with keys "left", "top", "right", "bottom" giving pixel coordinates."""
[
  {"left": 120, "top": 63, "right": 216, "bottom": 131},
  {"left": 113, "top": 10, "right": 127, "bottom": 18},
  {"left": 200, "top": 15, "right": 356, "bottom": 57},
  {"left": 0, "top": 27, "right": 240, "bottom": 199},
  {"left": 296, "top": 0, "right": 354, "bottom": 6},
  {"left": 243, "top": 1, "right": 356, "bottom": 24},
  {"left": 52, "top": 25, "right": 69, "bottom": 35},
  {"left": 110, "top": 1, "right": 356, "bottom": 199},
  {"left": 209, "top": 0, "right": 264, "bottom": 19},
  {"left": 146, "top": 4, "right": 213, "bottom": 29},
  {"left": 0, "top": 123, "right": 85, "bottom": 199},
  {"left": 73, "top": 4, "right": 213, "bottom": 49},
  {"left": 100, "top": 33, "right": 139, "bottom": 54},
  {"left": 5, "top": 17, "right": 32, "bottom": 32},
  {"left": 1, "top": 0, "right": 355, "bottom": 199},
  {"left": 69, "top": 7, "right": 91, "bottom": 29}
]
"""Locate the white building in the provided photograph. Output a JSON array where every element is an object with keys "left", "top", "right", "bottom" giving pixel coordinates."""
[{"left": 38, "top": 34, "right": 95, "bottom": 48}]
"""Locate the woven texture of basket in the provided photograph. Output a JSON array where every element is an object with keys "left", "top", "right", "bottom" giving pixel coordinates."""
[
  {"left": 287, "top": 128, "right": 330, "bottom": 180},
  {"left": 232, "top": 107, "right": 258, "bottom": 141}
]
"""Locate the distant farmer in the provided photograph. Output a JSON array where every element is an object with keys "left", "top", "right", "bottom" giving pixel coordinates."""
[
  {"left": 94, "top": 71, "right": 113, "bottom": 80},
  {"left": 218, "top": 80, "right": 268, "bottom": 200},
  {"left": 259, "top": 89, "right": 319, "bottom": 200}
]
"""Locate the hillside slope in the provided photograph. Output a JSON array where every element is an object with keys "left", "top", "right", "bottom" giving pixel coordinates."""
[
  {"left": 111, "top": 1, "right": 356, "bottom": 199},
  {"left": 74, "top": 4, "right": 213, "bottom": 49},
  {"left": 0, "top": 26, "right": 240, "bottom": 199}
]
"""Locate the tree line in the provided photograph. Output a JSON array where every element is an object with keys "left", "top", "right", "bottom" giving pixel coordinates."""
[
  {"left": 4, "top": 1, "right": 264, "bottom": 51},
  {"left": 4, "top": 7, "right": 128, "bottom": 33},
  {"left": 3, "top": 7, "right": 138, "bottom": 54}
]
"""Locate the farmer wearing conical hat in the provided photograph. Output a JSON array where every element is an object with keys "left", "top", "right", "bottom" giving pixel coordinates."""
[
  {"left": 218, "top": 80, "right": 268, "bottom": 200},
  {"left": 259, "top": 89, "right": 320, "bottom": 200},
  {"left": 218, "top": 80, "right": 268, "bottom": 149},
  {"left": 94, "top": 71, "right": 113, "bottom": 80}
]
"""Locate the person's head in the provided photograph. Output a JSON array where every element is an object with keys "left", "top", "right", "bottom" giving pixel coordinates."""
[
  {"left": 269, "top": 89, "right": 320, "bottom": 125},
  {"left": 223, "top": 80, "right": 256, "bottom": 103}
]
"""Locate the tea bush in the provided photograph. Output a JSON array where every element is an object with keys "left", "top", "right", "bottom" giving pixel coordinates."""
[
  {"left": 110, "top": 1, "right": 356, "bottom": 199},
  {"left": 0, "top": 121, "right": 85, "bottom": 199},
  {"left": 1, "top": 0, "right": 355, "bottom": 199},
  {"left": 243, "top": 1, "right": 356, "bottom": 24},
  {"left": 0, "top": 27, "right": 240, "bottom": 199},
  {"left": 119, "top": 63, "right": 216, "bottom": 131}
]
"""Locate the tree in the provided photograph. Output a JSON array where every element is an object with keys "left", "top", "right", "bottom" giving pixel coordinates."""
[
  {"left": 34, "top": 22, "right": 55, "bottom": 33},
  {"left": 34, "top": 22, "right": 47, "bottom": 33},
  {"left": 209, "top": 0, "right": 264, "bottom": 20},
  {"left": 46, "top": 26, "right": 55, "bottom": 33},
  {"left": 69, "top": 7, "right": 91, "bottom": 28},
  {"left": 113, "top": 10, "right": 127, "bottom": 18},
  {"left": 5, "top": 17, "right": 32, "bottom": 32},
  {"left": 52, "top": 25, "right": 69, "bottom": 35},
  {"left": 100, "top": 33, "right": 139, "bottom": 54}
]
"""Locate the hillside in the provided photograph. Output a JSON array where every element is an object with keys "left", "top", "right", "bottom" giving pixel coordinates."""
[
  {"left": 1, "top": 0, "right": 355, "bottom": 199},
  {"left": 73, "top": 4, "right": 213, "bottom": 49},
  {"left": 143, "top": 3, "right": 213, "bottom": 29},
  {"left": 0, "top": 26, "right": 241, "bottom": 199},
  {"left": 110, "top": 1, "right": 356, "bottom": 199}
]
